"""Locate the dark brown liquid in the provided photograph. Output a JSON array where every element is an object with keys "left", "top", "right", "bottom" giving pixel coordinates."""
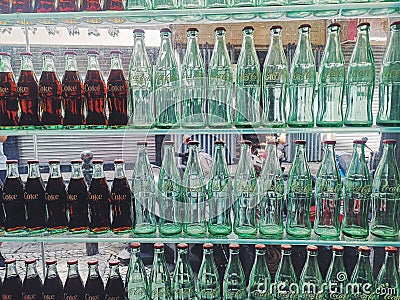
[
  {"left": 58, "top": 0, "right": 77, "bottom": 11},
  {"left": 2, "top": 275, "right": 23, "bottom": 300},
  {"left": 64, "top": 276, "right": 85, "bottom": 300},
  {"left": 34, "top": 0, "right": 55, "bottom": 12},
  {"left": 0, "top": 0, "right": 11, "bottom": 13},
  {"left": 11, "top": 0, "right": 32, "bottom": 12},
  {"left": 85, "top": 277, "right": 105, "bottom": 300},
  {"left": 88, "top": 178, "right": 110, "bottom": 233},
  {"left": 43, "top": 276, "right": 63, "bottom": 300},
  {"left": 0, "top": 72, "right": 18, "bottom": 126},
  {"left": 62, "top": 70, "right": 85, "bottom": 126},
  {"left": 67, "top": 178, "right": 89, "bottom": 232},
  {"left": 107, "top": 70, "right": 128, "bottom": 126},
  {"left": 46, "top": 177, "right": 68, "bottom": 232},
  {"left": 22, "top": 276, "right": 43, "bottom": 300},
  {"left": 17, "top": 70, "right": 40, "bottom": 126},
  {"left": 84, "top": 70, "right": 107, "bottom": 126},
  {"left": 110, "top": 177, "right": 132, "bottom": 233},
  {"left": 80, "top": 0, "right": 101, "bottom": 11},
  {"left": 3, "top": 177, "right": 26, "bottom": 232},
  {"left": 39, "top": 71, "right": 62, "bottom": 126},
  {"left": 0, "top": 183, "right": 4, "bottom": 231},
  {"left": 24, "top": 177, "right": 47, "bottom": 232},
  {"left": 105, "top": 277, "right": 125, "bottom": 300},
  {"left": 103, "top": 0, "right": 123, "bottom": 10}
]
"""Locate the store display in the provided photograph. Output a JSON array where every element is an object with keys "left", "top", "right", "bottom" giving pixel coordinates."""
[
  {"left": 64, "top": 259, "right": 85, "bottom": 300},
  {"left": 223, "top": 243, "right": 246, "bottom": 300},
  {"left": 105, "top": 260, "right": 125, "bottom": 300},
  {"left": 23, "top": 258, "right": 43, "bottom": 300},
  {"left": 324, "top": 245, "right": 347, "bottom": 300},
  {"left": 149, "top": 243, "right": 172, "bottom": 300},
  {"left": 85, "top": 260, "right": 106, "bottom": 300},
  {"left": 172, "top": 243, "right": 196, "bottom": 299},
  {"left": 197, "top": 243, "right": 220, "bottom": 300},
  {"left": 248, "top": 244, "right": 270, "bottom": 300},
  {"left": 43, "top": 259, "right": 64, "bottom": 300},
  {"left": 299, "top": 245, "right": 323, "bottom": 300},
  {"left": 349, "top": 246, "right": 374, "bottom": 300},
  {"left": 0, "top": 52, "right": 18, "bottom": 127},
  {"left": 125, "top": 242, "right": 148, "bottom": 300}
]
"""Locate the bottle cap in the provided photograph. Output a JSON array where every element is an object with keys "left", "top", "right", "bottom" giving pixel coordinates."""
[
  {"left": 188, "top": 140, "right": 200, "bottom": 146},
  {"left": 71, "top": 159, "right": 83, "bottom": 164},
  {"left": 332, "top": 245, "right": 344, "bottom": 252},
  {"left": 281, "top": 244, "right": 292, "bottom": 250},
  {"left": 324, "top": 140, "right": 336, "bottom": 145},
  {"left": 385, "top": 246, "right": 398, "bottom": 253},
  {"left": 109, "top": 260, "right": 120, "bottom": 266},
  {"left": 25, "top": 258, "right": 37, "bottom": 264},
  {"left": 328, "top": 22, "right": 341, "bottom": 29},
  {"left": 87, "top": 259, "right": 98, "bottom": 265},
  {"left": 92, "top": 159, "right": 103, "bottom": 164},
  {"left": 27, "top": 160, "right": 39, "bottom": 164},
  {"left": 114, "top": 159, "right": 125, "bottom": 163},
  {"left": 20, "top": 52, "right": 33, "bottom": 56},
  {"left": 299, "top": 24, "right": 311, "bottom": 29},
  {"left": 215, "top": 27, "right": 226, "bottom": 32},
  {"left": 295, "top": 140, "right": 306, "bottom": 145},
  {"left": 87, "top": 50, "right": 99, "bottom": 55},
  {"left": 390, "top": 21, "right": 400, "bottom": 27},
  {"left": 163, "top": 141, "right": 174, "bottom": 145},
  {"left": 137, "top": 141, "right": 148, "bottom": 146},
  {"left": 243, "top": 26, "right": 254, "bottom": 31},
  {"left": 240, "top": 140, "right": 252, "bottom": 146},
  {"left": 154, "top": 243, "right": 164, "bottom": 249},
  {"left": 357, "top": 22, "right": 370, "bottom": 28},
  {"left": 270, "top": 25, "right": 282, "bottom": 30},
  {"left": 358, "top": 246, "right": 371, "bottom": 253},
  {"left": 255, "top": 244, "right": 266, "bottom": 250},
  {"left": 110, "top": 50, "right": 122, "bottom": 55},
  {"left": 65, "top": 51, "right": 77, "bottom": 56},
  {"left": 42, "top": 51, "right": 55, "bottom": 56},
  {"left": 267, "top": 140, "right": 276, "bottom": 145},
  {"left": 0, "top": 52, "right": 11, "bottom": 57},
  {"left": 229, "top": 244, "right": 240, "bottom": 250},
  {"left": 130, "top": 242, "right": 141, "bottom": 249},
  {"left": 306, "top": 245, "right": 318, "bottom": 252},
  {"left": 6, "top": 160, "right": 18, "bottom": 164},
  {"left": 133, "top": 29, "right": 145, "bottom": 34},
  {"left": 178, "top": 243, "right": 188, "bottom": 249},
  {"left": 48, "top": 159, "right": 61, "bottom": 164},
  {"left": 203, "top": 243, "right": 213, "bottom": 249},
  {"left": 187, "top": 28, "right": 198, "bottom": 32},
  {"left": 160, "top": 28, "right": 172, "bottom": 34},
  {"left": 353, "top": 140, "right": 366, "bottom": 145},
  {"left": 383, "top": 139, "right": 396, "bottom": 144},
  {"left": 5, "top": 258, "right": 16, "bottom": 264},
  {"left": 67, "top": 259, "right": 78, "bottom": 265},
  {"left": 46, "top": 259, "right": 57, "bottom": 265},
  {"left": 214, "top": 140, "right": 225, "bottom": 145}
]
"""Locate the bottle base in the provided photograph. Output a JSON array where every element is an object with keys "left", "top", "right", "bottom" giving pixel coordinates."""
[
  {"left": 371, "top": 227, "right": 398, "bottom": 240},
  {"left": 184, "top": 224, "right": 207, "bottom": 236},
  {"left": 288, "top": 122, "right": 314, "bottom": 128},
  {"left": 5, "top": 226, "right": 26, "bottom": 234},
  {"left": 132, "top": 226, "right": 156, "bottom": 235},
  {"left": 342, "top": 227, "right": 369, "bottom": 240},
  {"left": 313, "top": 9, "right": 339, "bottom": 17},
  {"left": 90, "top": 227, "right": 110, "bottom": 234},
  {"left": 48, "top": 227, "right": 68, "bottom": 234},
  {"left": 286, "top": 227, "right": 311, "bottom": 239},
  {"left": 208, "top": 225, "right": 232, "bottom": 236},
  {"left": 234, "top": 226, "right": 257, "bottom": 237},
  {"left": 344, "top": 122, "right": 372, "bottom": 127},
  {"left": 205, "top": 14, "right": 230, "bottom": 21},
  {"left": 376, "top": 121, "right": 400, "bottom": 127},
  {"left": 316, "top": 122, "right": 343, "bottom": 127},
  {"left": 259, "top": 226, "right": 283, "bottom": 238},
  {"left": 69, "top": 227, "right": 89, "bottom": 234},
  {"left": 159, "top": 225, "right": 183, "bottom": 236},
  {"left": 112, "top": 227, "right": 132, "bottom": 234},
  {"left": 235, "top": 123, "right": 260, "bottom": 128},
  {"left": 27, "top": 227, "right": 47, "bottom": 234},
  {"left": 314, "top": 229, "right": 340, "bottom": 240}
]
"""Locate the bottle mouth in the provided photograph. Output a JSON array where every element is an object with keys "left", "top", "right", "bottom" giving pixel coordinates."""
[
  {"left": 87, "top": 259, "right": 98, "bottom": 265},
  {"left": 5, "top": 258, "right": 16, "bottom": 264},
  {"left": 25, "top": 258, "right": 37, "bottom": 264},
  {"left": 46, "top": 259, "right": 57, "bottom": 265},
  {"left": 92, "top": 159, "right": 104, "bottom": 164},
  {"left": 42, "top": 51, "right": 55, "bottom": 56},
  {"left": 255, "top": 244, "right": 266, "bottom": 250},
  {"left": 65, "top": 51, "right": 77, "bottom": 56},
  {"left": 154, "top": 243, "right": 164, "bottom": 249},
  {"left": 6, "top": 160, "right": 18, "bottom": 164},
  {"left": 203, "top": 243, "right": 213, "bottom": 249},
  {"left": 214, "top": 140, "right": 225, "bottom": 145},
  {"left": 67, "top": 259, "right": 79, "bottom": 265},
  {"left": 114, "top": 159, "right": 125, "bottom": 163},
  {"left": 270, "top": 25, "right": 282, "bottom": 31},
  {"left": 385, "top": 246, "right": 398, "bottom": 253},
  {"left": 49, "top": 159, "right": 61, "bottom": 164},
  {"left": 324, "top": 140, "right": 336, "bottom": 145},
  {"left": 71, "top": 159, "right": 83, "bottom": 164},
  {"left": 110, "top": 50, "right": 122, "bottom": 55},
  {"left": 295, "top": 140, "right": 306, "bottom": 145},
  {"left": 87, "top": 50, "right": 99, "bottom": 55},
  {"left": 133, "top": 29, "right": 145, "bottom": 34},
  {"left": 160, "top": 28, "right": 172, "bottom": 34},
  {"left": 27, "top": 159, "right": 40, "bottom": 164},
  {"left": 130, "top": 242, "right": 141, "bottom": 249},
  {"left": 357, "top": 22, "right": 370, "bottom": 28},
  {"left": 109, "top": 260, "right": 120, "bottom": 266},
  {"left": 383, "top": 139, "right": 396, "bottom": 145},
  {"left": 281, "top": 244, "right": 292, "bottom": 250},
  {"left": 0, "top": 52, "right": 11, "bottom": 57},
  {"left": 229, "top": 243, "right": 240, "bottom": 250},
  {"left": 332, "top": 245, "right": 344, "bottom": 252},
  {"left": 358, "top": 246, "right": 371, "bottom": 253},
  {"left": 215, "top": 27, "right": 226, "bottom": 32},
  {"left": 353, "top": 139, "right": 366, "bottom": 145},
  {"left": 20, "top": 52, "right": 33, "bottom": 56},
  {"left": 177, "top": 243, "right": 188, "bottom": 249},
  {"left": 327, "top": 22, "right": 341, "bottom": 29}
]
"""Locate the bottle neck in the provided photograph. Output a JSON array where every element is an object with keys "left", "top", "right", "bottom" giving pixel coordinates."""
[
  {"left": 304, "top": 251, "right": 319, "bottom": 271},
  {"left": 21, "top": 55, "right": 34, "bottom": 71},
  {"left": 211, "top": 144, "right": 229, "bottom": 177},
  {"left": 387, "top": 27, "right": 400, "bottom": 62},
  {"left": 46, "top": 264, "right": 59, "bottom": 280},
  {"left": 264, "top": 143, "right": 280, "bottom": 173},
  {"left": 0, "top": 55, "right": 12, "bottom": 72},
  {"left": 160, "top": 34, "right": 174, "bottom": 55},
  {"left": 25, "top": 263, "right": 39, "bottom": 279},
  {"left": 202, "top": 248, "right": 214, "bottom": 264},
  {"left": 293, "top": 144, "right": 308, "bottom": 167},
  {"left": 324, "top": 28, "right": 342, "bottom": 63},
  {"left": 137, "top": 145, "right": 150, "bottom": 169},
  {"left": 42, "top": 55, "right": 57, "bottom": 72},
  {"left": 352, "top": 143, "right": 366, "bottom": 164},
  {"left": 5, "top": 262, "right": 18, "bottom": 278},
  {"left": 87, "top": 54, "right": 101, "bottom": 71},
  {"left": 49, "top": 163, "right": 61, "bottom": 179},
  {"left": 381, "top": 144, "right": 396, "bottom": 165},
  {"left": 92, "top": 163, "right": 105, "bottom": 179},
  {"left": 281, "top": 250, "right": 293, "bottom": 271},
  {"left": 187, "top": 33, "right": 201, "bottom": 57},
  {"left": 133, "top": 34, "right": 148, "bottom": 64},
  {"left": 321, "top": 144, "right": 337, "bottom": 167},
  {"left": 268, "top": 30, "right": 285, "bottom": 64},
  {"left": 130, "top": 248, "right": 141, "bottom": 262},
  {"left": 67, "top": 263, "right": 80, "bottom": 278},
  {"left": 162, "top": 144, "right": 176, "bottom": 170},
  {"left": 254, "top": 249, "right": 267, "bottom": 268},
  {"left": 384, "top": 252, "right": 397, "bottom": 274},
  {"left": 213, "top": 32, "right": 230, "bottom": 64},
  {"left": 109, "top": 265, "right": 121, "bottom": 279},
  {"left": 187, "top": 145, "right": 201, "bottom": 170},
  {"left": 6, "top": 163, "right": 19, "bottom": 179},
  {"left": 238, "top": 144, "right": 253, "bottom": 170},
  {"left": 65, "top": 54, "right": 78, "bottom": 71},
  {"left": 71, "top": 163, "right": 84, "bottom": 179},
  {"left": 353, "top": 27, "right": 371, "bottom": 63},
  {"left": 177, "top": 248, "right": 189, "bottom": 265},
  {"left": 332, "top": 251, "right": 344, "bottom": 266},
  {"left": 298, "top": 30, "right": 312, "bottom": 51},
  {"left": 154, "top": 248, "right": 166, "bottom": 264},
  {"left": 88, "top": 264, "right": 100, "bottom": 279},
  {"left": 28, "top": 163, "right": 41, "bottom": 179},
  {"left": 114, "top": 162, "right": 126, "bottom": 179},
  {"left": 228, "top": 249, "right": 240, "bottom": 265},
  {"left": 110, "top": 54, "right": 123, "bottom": 70}
]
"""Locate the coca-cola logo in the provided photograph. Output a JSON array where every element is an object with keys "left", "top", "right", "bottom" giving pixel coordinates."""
[
  {"left": 45, "top": 193, "right": 59, "bottom": 201},
  {"left": 105, "top": 296, "right": 120, "bottom": 300},
  {"left": 2, "top": 294, "right": 12, "bottom": 300},
  {"left": 22, "top": 294, "right": 37, "bottom": 300},
  {"left": 111, "top": 193, "right": 126, "bottom": 201},
  {"left": 108, "top": 84, "right": 125, "bottom": 93},
  {"left": 0, "top": 86, "right": 10, "bottom": 94},
  {"left": 64, "top": 294, "right": 78, "bottom": 300},
  {"left": 85, "top": 295, "right": 100, "bottom": 300},
  {"left": 39, "top": 86, "right": 52, "bottom": 93},
  {"left": 85, "top": 85, "right": 100, "bottom": 93},
  {"left": 63, "top": 85, "right": 77, "bottom": 92},
  {"left": 3, "top": 194, "right": 17, "bottom": 201},
  {"left": 43, "top": 294, "right": 56, "bottom": 300},
  {"left": 16, "top": 86, "right": 28, "bottom": 94},
  {"left": 68, "top": 194, "right": 78, "bottom": 201},
  {"left": 24, "top": 192, "right": 39, "bottom": 200},
  {"left": 89, "top": 194, "right": 102, "bottom": 201}
]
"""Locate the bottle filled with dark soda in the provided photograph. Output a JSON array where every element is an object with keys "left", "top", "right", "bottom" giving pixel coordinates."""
[
  {"left": 2, "top": 258, "right": 23, "bottom": 300},
  {"left": 107, "top": 51, "right": 128, "bottom": 127},
  {"left": 67, "top": 160, "right": 89, "bottom": 233},
  {"left": 11, "top": 0, "right": 33, "bottom": 12},
  {"left": 46, "top": 160, "right": 68, "bottom": 234},
  {"left": 111, "top": 159, "right": 132, "bottom": 234},
  {"left": 34, "top": 0, "right": 55, "bottom": 12},
  {"left": 58, "top": 0, "right": 78, "bottom": 10},
  {"left": 22, "top": 258, "right": 43, "bottom": 300},
  {"left": 64, "top": 259, "right": 85, "bottom": 300},
  {"left": 80, "top": 0, "right": 101, "bottom": 10},
  {"left": 105, "top": 260, "right": 125, "bottom": 300},
  {"left": 88, "top": 160, "right": 110, "bottom": 233},
  {"left": 0, "top": 178, "right": 4, "bottom": 232},
  {"left": 103, "top": 0, "right": 124, "bottom": 10},
  {"left": 85, "top": 51, "right": 107, "bottom": 127},
  {"left": 24, "top": 160, "right": 47, "bottom": 234},
  {"left": 43, "top": 259, "right": 63, "bottom": 300},
  {"left": 39, "top": 52, "right": 63, "bottom": 128},
  {"left": 62, "top": 51, "right": 85, "bottom": 128},
  {"left": 3, "top": 160, "right": 25, "bottom": 233},
  {"left": 85, "top": 260, "right": 105, "bottom": 300},
  {"left": 0, "top": 52, "right": 18, "bottom": 127},
  {"left": 17, "top": 52, "right": 40, "bottom": 128},
  {"left": 0, "top": 0, "right": 11, "bottom": 13}
]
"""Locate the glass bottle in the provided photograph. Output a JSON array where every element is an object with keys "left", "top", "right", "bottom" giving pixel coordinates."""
[
  {"left": 107, "top": 50, "right": 128, "bottom": 127},
  {"left": 126, "top": 243, "right": 148, "bottom": 300},
  {"left": 46, "top": 160, "right": 68, "bottom": 234},
  {"left": 183, "top": 140, "right": 207, "bottom": 236},
  {"left": 259, "top": 140, "right": 284, "bottom": 238},
  {"left": 248, "top": 244, "right": 270, "bottom": 300},
  {"left": 288, "top": 25, "right": 316, "bottom": 128},
  {"left": 43, "top": 259, "right": 63, "bottom": 300},
  {"left": 67, "top": 159, "right": 89, "bottom": 233},
  {"left": 80, "top": 0, "right": 101, "bottom": 10},
  {"left": 377, "top": 21, "right": 400, "bottom": 127},
  {"left": 64, "top": 259, "right": 85, "bottom": 300},
  {"left": 342, "top": 140, "right": 371, "bottom": 239},
  {"left": 132, "top": 141, "right": 156, "bottom": 235},
  {"left": 129, "top": 29, "right": 154, "bottom": 129},
  {"left": 85, "top": 260, "right": 105, "bottom": 300},
  {"left": 223, "top": 244, "right": 246, "bottom": 300},
  {"left": 62, "top": 51, "right": 85, "bottom": 127},
  {"left": 152, "top": 0, "right": 177, "bottom": 9},
  {"left": 208, "top": 140, "right": 232, "bottom": 236},
  {"left": 181, "top": 28, "right": 206, "bottom": 129},
  {"left": 58, "top": 0, "right": 78, "bottom": 11},
  {"left": 34, "top": 0, "right": 55, "bottom": 11},
  {"left": 2, "top": 258, "right": 23, "bottom": 300},
  {"left": 172, "top": 243, "right": 196, "bottom": 300},
  {"left": 349, "top": 246, "right": 374, "bottom": 300},
  {"left": 126, "top": 0, "right": 150, "bottom": 10},
  {"left": 324, "top": 246, "right": 347, "bottom": 300},
  {"left": 0, "top": 52, "right": 18, "bottom": 127},
  {"left": 84, "top": 50, "right": 107, "bottom": 128},
  {"left": 0, "top": 0, "right": 10, "bottom": 12},
  {"left": 149, "top": 243, "right": 172, "bottom": 300},
  {"left": 111, "top": 159, "right": 132, "bottom": 234},
  {"left": 197, "top": 243, "right": 220, "bottom": 300},
  {"left": 286, "top": 140, "right": 312, "bottom": 239},
  {"left": 23, "top": 258, "right": 42, "bottom": 300},
  {"left": 233, "top": 140, "right": 257, "bottom": 237},
  {"left": 235, "top": 26, "right": 261, "bottom": 128},
  {"left": 371, "top": 139, "right": 400, "bottom": 239},
  {"left": 262, "top": 26, "right": 288, "bottom": 128},
  {"left": 11, "top": 0, "right": 32, "bottom": 12},
  {"left": 154, "top": 28, "right": 179, "bottom": 129},
  {"left": 88, "top": 160, "right": 111, "bottom": 234},
  {"left": 25, "top": 160, "right": 47, "bottom": 234},
  {"left": 299, "top": 246, "right": 323, "bottom": 300},
  {"left": 344, "top": 23, "right": 375, "bottom": 127},
  {"left": 314, "top": 141, "right": 342, "bottom": 239},
  {"left": 208, "top": 27, "right": 233, "bottom": 128},
  {"left": 105, "top": 260, "right": 125, "bottom": 300},
  {"left": 3, "top": 160, "right": 25, "bottom": 233},
  {"left": 316, "top": 23, "right": 345, "bottom": 127},
  {"left": 103, "top": 0, "right": 124, "bottom": 10},
  {"left": 376, "top": 246, "right": 400, "bottom": 300},
  {"left": 158, "top": 141, "right": 183, "bottom": 236},
  {"left": 17, "top": 52, "right": 40, "bottom": 128},
  {"left": 274, "top": 245, "right": 297, "bottom": 300}
]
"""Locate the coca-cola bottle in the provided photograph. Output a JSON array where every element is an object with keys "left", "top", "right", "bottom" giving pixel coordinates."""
[
  {"left": 17, "top": 52, "right": 40, "bottom": 128},
  {"left": 105, "top": 260, "right": 125, "bottom": 300},
  {"left": 58, "top": 0, "right": 78, "bottom": 11},
  {"left": 0, "top": 177, "right": 4, "bottom": 232},
  {"left": 64, "top": 259, "right": 85, "bottom": 300},
  {"left": 11, "top": 0, "right": 33, "bottom": 12},
  {"left": 3, "top": 160, "right": 25, "bottom": 233},
  {"left": 43, "top": 259, "right": 63, "bottom": 300},
  {"left": 107, "top": 51, "right": 128, "bottom": 127},
  {"left": 2, "top": 258, "right": 23, "bottom": 300},
  {"left": 25, "top": 160, "right": 47, "bottom": 234},
  {"left": 125, "top": 243, "right": 148, "bottom": 300},
  {"left": 88, "top": 160, "right": 111, "bottom": 233},
  {"left": 46, "top": 160, "right": 68, "bottom": 234},
  {"left": 84, "top": 260, "right": 105, "bottom": 300},
  {"left": 80, "top": 0, "right": 101, "bottom": 10},
  {"left": 103, "top": 0, "right": 124, "bottom": 10},
  {"left": 111, "top": 159, "right": 132, "bottom": 233},
  {"left": 0, "top": 0, "right": 10, "bottom": 13},
  {"left": 85, "top": 51, "right": 107, "bottom": 128},
  {"left": 22, "top": 258, "right": 43, "bottom": 300},
  {"left": 67, "top": 159, "right": 89, "bottom": 233},
  {"left": 0, "top": 52, "right": 18, "bottom": 127},
  {"left": 35, "top": 0, "right": 55, "bottom": 12}
]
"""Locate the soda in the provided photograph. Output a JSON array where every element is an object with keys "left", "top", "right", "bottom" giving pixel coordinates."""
[
  {"left": 64, "top": 259, "right": 85, "bottom": 300},
  {"left": 0, "top": 0, "right": 11, "bottom": 13},
  {"left": 0, "top": 180, "right": 4, "bottom": 232},
  {"left": 58, "top": 0, "right": 78, "bottom": 10},
  {"left": 0, "top": 52, "right": 18, "bottom": 127},
  {"left": 22, "top": 258, "right": 43, "bottom": 300},
  {"left": 103, "top": 0, "right": 124, "bottom": 9},
  {"left": 2, "top": 258, "right": 23, "bottom": 300},
  {"left": 80, "top": 0, "right": 101, "bottom": 10},
  {"left": 105, "top": 260, "right": 125, "bottom": 300},
  {"left": 11, "top": 0, "right": 32, "bottom": 12},
  {"left": 35, "top": 0, "right": 55, "bottom": 12},
  {"left": 84, "top": 260, "right": 105, "bottom": 300},
  {"left": 43, "top": 259, "right": 63, "bottom": 300}
]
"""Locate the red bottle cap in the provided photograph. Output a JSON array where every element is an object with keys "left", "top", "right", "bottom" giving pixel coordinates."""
[
  {"left": 27, "top": 160, "right": 39, "bottom": 164},
  {"left": 92, "top": 159, "right": 103, "bottom": 164},
  {"left": 46, "top": 259, "right": 57, "bottom": 265},
  {"left": 281, "top": 244, "right": 292, "bottom": 250},
  {"left": 214, "top": 140, "right": 225, "bottom": 145},
  {"left": 215, "top": 27, "right": 226, "bottom": 32},
  {"left": 203, "top": 243, "right": 213, "bottom": 249},
  {"left": 229, "top": 244, "right": 240, "bottom": 250},
  {"left": 42, "top": 51, "right": 55, "bottom": 56},
  {"left": 160, "top": 28, "right": 171, "bottom": 34},
  {"left": 25, "top": 258, "right": 36, "bottom": 264},
  {"left": 306, "top": 245, "right": 318, "bottom": 252},
  {"left": 110, "top": 50, "right": 122, "bottom": 55},
  {"left": 0, "top": 52, "right": 11, "bottom": 57},
  {"left": 255, "top": 244, "right": 266, "bottom": 250},
  {"left": 109, "top": 260, "right": 120, "bottom": 266},
  {"left": 130, "top": 242, "right": 141, "bottom": 249},
  {"left": 357, "top": 22, "right": 370, "bottom": 28},
  {"left": 358, "top": 246, "right": 371, "bottom": 253},
  {"left": 114, "top": 159, "right": 124, "bottom": 163},
  {"left": 20, "top": 52, "right": 33, "bottom": 56},
  {"left": 243, "top": 26, "right": 254, "bottom": 31},
  {"left": 385, "top": 246, "right": 398, "bottom": 253},
  {"left": 299, "top": 24, "right": 311, "bottom": 29},
  {"left": 87, "top": 259, "right": 98, "bottom": 265},
  {"left": 187, "top": 28, "right": 199, "bottom": 32},
  {"left": 324, "top": 140, "right": 336, "bottom": 145},
  {"left": 65, "top": 51, "right": 77, "bottom": 56},
  {"left": 163, "top": 141, "right": 174, "bottom": 145},
  {"left": 391, "top": 21, "right": 400, "bottom": 27},
  {"left": 48, "top": 159, "right": 60, "bottom": 164},
  {"left": 67, "top": 259, "right": 78, "bottom": 265},
  {"left": 188, "top": 140, "right": 200, "bottom": 146},
  {"left": 154, "top": 243, "right": 164, "bottom": 249},
  {"left": 240, "top": 140, "right": 252, "bottom": 145},
  {"left": 383, "top": 139, "right": 396, "bottom": 144},
  {"left": 271, "top": 25, "right": 282, "bottom": 30},
  {"left": 71, "top": 159, "right": 83, "bottom": 164},
  {"left": 332, "top": 245, "right": 344, "bottom": 252},
  {"left": 178, "top": 243, "right": 188, "bottom": 249},
  {"left": 87, "top": 50, "right": 99, "bottom": 55},
  {"left": 295, "top": 140, "right": 306, "bottom": 145},
  {"left": 133, "top": 29, "right": 145, "bottom": 34},
  {"left": 6, "top": 160, "right": 18, "bottom": 164},
  {"left": 137, "top": 141, "right": 148, "bottom": 146},
  {"left": 5, "top": 258, "right": 16, "bottom": 264},
  {"left": 328, "top": 22, "right": 341, "bottom": 29},
  {"left": 353, "top": 140, "right": 366, "bottom": 144}
]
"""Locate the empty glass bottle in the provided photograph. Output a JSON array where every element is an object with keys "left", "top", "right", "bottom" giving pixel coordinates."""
[
  {"left": 64, "top": 259, "right": 85, "bottom": 300},
  {"left": 286, "top": 140, "right": 312, "bottom": 239},
  {"left": 314, "top": 141, "right": 342, "bottom": 239},
  {"left": 172, "top": 243, "right": 196, "bottom": 300},
  {"left": 349, "top": 247, "right": 374, "bottom": 300},
  {"left": 105, "top": 260, "right": 125, "bottom": 300},
  {"left": 274, "top": 245, "right": 297, "bottom": 300},
  {"left": 198, "top": 243, "right": 220, "bottom": 300},
  {"left": 344, "top": 23, "right": 375, "bottom": 127},
  {"left": 85, "top": 260, "right": 105, "bottom": 300},
  {"left": 223, "top": 244, "right": 246, "bottom": 300},
  {"left": 208, "top": 27, "right": 233, "bottom": 128},
  {"left": 126, "top": 0, "right": 150, "bottom": 9},
  {"left": 317, "top": 23, "right": 345, "bottom": 127},
  {"left": 342, "top": 140, "right": 371, "bottom": 239},
  {"left": 235, "top": 26, "right": 261, "bottom": 128},
  {"left": 324, "top": 246, "right": 347, "bottom": 300},
  {"left": 233, "top": 140, "right": 257, "bottom": 237},
  {"left": 288, "top": 25, "right": 316, "bottom": 128},
  {"left": 149, "top": 243, "right": 172, "bottom": 300},
  {"left": 43, "top": 259, "right": 63, "bottom": 300},
  {"left": 126, "top": 243, "right": 148, "bottom": 300},
  {"left": 2, "top": 258, "right": 22, "bottom": 300},
  {"left": 376, "top": 246, "right": 400, "bottom": 300},
  {"left": 23, "top": 258, "right": 42, "bottom": 300},
  {"left": 152, "top": 0, "right": 177, "bottom": 9},
  {"left": 248, "top": 244, "right": 271, "bottom": 300},
  {"left": 299, "top": 246, "right": 323, "bottom": 300},
  {"left": 262, "top": 25, "right": 288, "bottom": 128},
  {"left": 0, "top": 52, "right": 18, "bottom": 127}
]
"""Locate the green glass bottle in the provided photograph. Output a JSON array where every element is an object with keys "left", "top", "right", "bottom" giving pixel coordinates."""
[
  {"left": 342, "top": 140, "right": 371, "bottom": 239},
  {"left": 197, "top": 243, "right": 220, "bottom": 300},
  {"left": 299, "top": 245, "right": 323, "bottom": 300},
  {"left": 183, "top": 140, "right": 207, "bottom": 236},
  {"left": 235, "top": 26, "right": 261, "bottom": 128},
  {"left": 223, "top": 244, "right": 246, "bottom": 300},
  {"left": 172, "top": 243, "right": 196, "bottom": 300},
  {"left": 181, "top": 28, "right": 206, "bottom": 129},
  {"left": 288, "top": 24, "right": 316, "bottom": 128},
  {"left": 286, "top": 140, "right": 312, "bottom": 239},
  {"left": 349, "top": 246, "right": 375, "bottom": 300},
  {"left": 371, "top": 139, "right": 400, "bottom": 240},
  {"left": 248, "top": 244, "right": 271, "bottom": 300},
  {"left": 376, "top": 246, "right": 400, "bottom": 300},
  {"left": 155, "top": 28, "right": 179, "bottom": 129},
  {"left": 344, "top": 23, "right": 375, "bottom": 127},
  {"left": 316, "top": 23, "right": 345, "bottom": 127},
  {"left": 324, "top": 246, "right": 347, "bottom": 300},
  {"left": 259, "top": 140, "right": 284, "bottom": 238},
  {"left": 262, "top": 25, "right": 288, "bottom": 128},
  {"left": 149, "top": 243, "right": 172, "bottom": 300},
  {"left": 233, "top": 140, "right": 257, "bottom": 237},
  {"left": 377, "top": 21, "right": 400, "bottom": 127},
  {"left": 314, "top": 141, "right": 342, "bottom": 239},
  {"left": 158, "top": 141, "right": 183, "bottom": 236},
  {"left": 126, "top": 243, "right": 149, "bottom": 300},
  {"left": 274, "top": 244, "right": 297, "bottom": 300},
  {"left": 208, "top": 27, "right": 233, "bottom": 128}
]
